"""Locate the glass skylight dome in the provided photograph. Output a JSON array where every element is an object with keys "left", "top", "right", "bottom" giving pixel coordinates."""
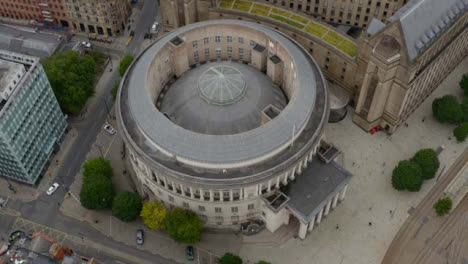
[{"left": 198, "top": 65, "right": 246, "bottom": 105}]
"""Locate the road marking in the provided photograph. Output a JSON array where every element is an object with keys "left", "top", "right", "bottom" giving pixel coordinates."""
[{"left": 104, "top": 133, "right": 117, "bottom": 158}]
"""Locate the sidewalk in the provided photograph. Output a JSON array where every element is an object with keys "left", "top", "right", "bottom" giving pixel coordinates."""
[{"left": 0, "top": 126, "right": 78, "bottom": 202}]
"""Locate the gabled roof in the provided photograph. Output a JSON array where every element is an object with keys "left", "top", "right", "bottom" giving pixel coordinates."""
[{"left": 387, "top": 0, "right": 468, "bottom": 62}]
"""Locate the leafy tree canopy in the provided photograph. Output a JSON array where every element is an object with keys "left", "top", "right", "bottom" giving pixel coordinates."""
[
  {"left": 392, "top": 160, "right": 423, "bottom": 192},
  {"left": 460, "top": 73, "right": 468, "bottom": 96},
  {"left": 43, "top": 51, "right": 96, "bottom": 114},
  {"left": 79, "top": 173, "right": 114, "bottom": 209},
  {"left": 461, "top": 98, "right": 468, "bottom": 123},
  {"left": 453, "top": 122, "right": 468, "bottom": 142},
  {"left": 434, "top": 197, "right": 452, "bottom": 216},
  {"left": 411, "top": 149, "right": 439, "bottom": 180},
  {"left": 432, "top": 95, "right": 463, "bottom": 124},
  {"left": 166, "top": 208, "right": 204, "bottom": 243},
  {"left": 119, "top": 54, "right": 134, "bottom": 77},
  {"left": 83, "top": 157, "right": 113, "bottom": 180},
  {"left": 219, "top": 253, "right": 243, "bottom": 264},
  {"left": 140, "top": 201, "right": 168, "bottom": 230},
  {"left": 112, "top": 192, "right": 142, "bottom": 222}
]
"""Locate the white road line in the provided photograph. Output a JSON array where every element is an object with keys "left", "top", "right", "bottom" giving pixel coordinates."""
[{"left": 104, "top": 133, "right": 117, "bottom": 158}]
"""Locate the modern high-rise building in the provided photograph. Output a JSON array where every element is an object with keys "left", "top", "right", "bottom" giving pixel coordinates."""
[
  {"left": 64, "top": 0, "right": 131, "bottom": 37},
  {"left": 0, "top": 0, "right": 70, "bottom": 28},
  {"left": 0, "top": 50, "right": 67, "bottom": 185}
]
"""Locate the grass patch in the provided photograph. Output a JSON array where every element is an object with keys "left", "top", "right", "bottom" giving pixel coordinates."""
[
  {"left": 337, "top": 39, "right": 358, "bottom": 57},
  {"left": 291, "top": 14, "right": 308, "bottom": 24},
  {"left": 219, "top": 0, "right": 234, "bottom": 8},
  {"left": 305, "top": 23, "right": 328, "bottom": 37},
  {"left": 323, "top": 31, "right": 343, "bottom": 46},
  {"left": 252, "top": 8, "right": 270, "bottom": 16},
  {"left": 271, "top": 8, "right": 291, "bottom": 17},
  {"left": 269, "top": 14, "right": 305, "bottom": 29},
  {"left": 253, "top": 3, "right": 271, "bottom": 11},
  {"left": 232, "top": 0, "right": 252, "bottom": 11}
]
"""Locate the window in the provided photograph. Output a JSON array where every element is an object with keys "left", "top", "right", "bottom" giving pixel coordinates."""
[
  {"left": 193, "top": 51, "right": 199, "bottom": 58},
  {"left": 183, "top": 202, "right": 189, "bottom": 208},
  {"left": 215, "top": 207, "right": 222, "bottom": 213},
  {"left": 239, "top": 48, "right": 244, "bottom": 55},
  {"left": 215, "top": 36, "right": 221, "bottom": 43},
  {"left": 192, "top": 40, "right": 198, "bottom": 48},
  {"left": 248, "top": 204, "right": 254, "bottom": 210},
  {"left": 203, "top": 37, "right": 209, "bottom": 44},
  {"left": 215, "top": 216, "right": 223, "bottom": 224},
  {"left": 227, "top": 36, "right": 232, "bottom": 42},
  {"left": 215, "top": 48, "right": 221, "bottom": 58},
  {"left": 227, "top": 47, "right": 232, "bottom": 54},
  {"left": 231, "top": 215, "right": 239, "bottom": 224},
  {"left": 231, "top": 207, "right": 238, "bottom": 213},
  {"left": 205, "top": 48, "right": 210, "bottom": 57},
  {"left": 238, "top": 37, "right": 244, "bottom": 44},
  {"left": 249, "top": 40, "right": 256, "bottom": 47},
  {"left": 168, "top": 195, "right": 174, "bottom": 202},
  {"left": 199, "top": 206, "right": 205, "bottom": 211}
]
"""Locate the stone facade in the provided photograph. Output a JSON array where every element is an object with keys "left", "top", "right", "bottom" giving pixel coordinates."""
[
  {"left": 0, "top": 0, "right": 70, "bottom": 27},
  {"left": 64, "top": 0, "right": 131, "bottom": 37}
]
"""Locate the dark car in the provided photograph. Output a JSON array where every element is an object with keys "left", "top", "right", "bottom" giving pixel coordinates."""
[
  {"left": 186, "top": 245, "right": 194, "bottom": 261},
  {"left": 130, "top": 30, "right": 135, "bottom": 37},
  {"left": 136, "top": 229, "right": 144, "bottom": 245}
]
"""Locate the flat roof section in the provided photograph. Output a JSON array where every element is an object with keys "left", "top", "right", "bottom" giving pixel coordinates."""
[
  {"left": 0, "top": 59, "right": 23, "bottom": 94},
  {"left": 286, "top": 158, "right": 352, "bottom": 221}
]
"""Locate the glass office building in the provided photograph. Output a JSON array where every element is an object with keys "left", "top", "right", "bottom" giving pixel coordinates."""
[{"left": 0, "top": 50, "right": 67, "bottom": 185}]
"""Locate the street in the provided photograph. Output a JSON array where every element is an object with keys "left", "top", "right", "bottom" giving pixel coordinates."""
[{"left": 0, "top": 0, "right": 178, "bottom": 263}]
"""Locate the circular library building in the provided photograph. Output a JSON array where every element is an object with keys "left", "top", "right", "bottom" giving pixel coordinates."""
[{"left": 117, "top": 20, "right": 351, "bottom": 239}]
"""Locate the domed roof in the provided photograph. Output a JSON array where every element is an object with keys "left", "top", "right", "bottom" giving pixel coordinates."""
[{"left": 198, "top": 65, "right": 246, "bottom": 105}]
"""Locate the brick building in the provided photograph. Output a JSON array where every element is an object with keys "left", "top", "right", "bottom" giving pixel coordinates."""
[{"left": 0, "top": 0, "right": 70, "bottom": 28}]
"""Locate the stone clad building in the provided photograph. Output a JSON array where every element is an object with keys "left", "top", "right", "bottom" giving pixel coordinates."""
[
  {"left": 117, "top": 20, "right": 352, "bottom": 239},
  {"left": 160, "top": 0, "right": 468, "bottom": 134}
]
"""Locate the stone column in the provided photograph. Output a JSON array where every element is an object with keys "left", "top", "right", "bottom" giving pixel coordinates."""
[
  {"left": 171, "top": 181, "right": 177, "bottom": 193},
  {"left": 276, "top": 176, "right": 280, "bottom": 188},
  {"left": 220, "top": 190, "right": 224, "bottom": 202},
  {"left": 339, "top": 185, "right": 348, "bottom": 201},
  {"left": 324, "top": 199, "right": 332, "bottom": 216},
  {"left": 180, "top": 184, "right": 185, "bottom": 197},
  {"left": 308, "top": 215, "right": 315, "bottom": 231},
  {"left": 190, "top": 187, "right": 194, "bottom": 199},
  {"left": 209, "top": 189, "right": 214, "bottom": 202},
  {"left": 255, "top": 185, "right": 259, "bottom": 196},
  {"left": 297, "top": 162, "right": 302, "bottom": 175},
  {"left": 316, "top": 208, "right": 323, "bottom": 224},
  {"left": 290, "top": 168, "right": 296, "bottom": 180},
  {"left": 308, "top": 151, "right": 313, "bottom": 161},
  {"left": 267, "top": 180, "right": 272, "bottom": 192},
  {"left": 199, "top": 188, "right": 204, "bottom": 201},
  {"left": 332, "top": 192, "right": 339, "bottom": 209},
  {"left": 258, "top": 184, "right": 262, "bottom": 195},
  {"left": 303, "top": 157, "right": 308, "bottom": 169},
  {"left": 298, "top": 221, "right": 308, "bottom": 239},
  {"left": 282, "top": 173, "right": 288, "bottom": 185}
]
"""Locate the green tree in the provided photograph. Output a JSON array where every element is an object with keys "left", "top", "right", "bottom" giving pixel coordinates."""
[
  {"left": 112, "top": 192, "right": 142, "bottom": 222},
  {"left": 434, "top": 197, "right": 452, "bottom": 216},
  {"left": 43, "top": 51, "right": 96, "bottom": 114},
  {"left": 255, "top": 261, "right": 271, "bottom": 264},
  {"left": 462, "top": 98, "right": 468, "bottom": 122},
  {"left": 453, "top": 123, "right": 468, "bottom": 142},
  {"left": 119, "top": 54, "right": 134, "bottom": 77},
  {"left": 432, "top": 95, "right": 463, "bottom": 124},
  {"left": 166, "top": 208, "right": 204, "bottom": 243},
  {"left": 219, "top": 253, "right": 243, "bottom": 264},
  {"left": 460, "top": 73, "right": 468, "bottom": 96},
  {"left": 140, "top": 201, "right": 168, "bottom": 230},
  {"left": 83, "top": 157, "right": 113, "bottom": 180},
  {"left": 111, "top": 80, "right": 120, "bottom": 100},
  {"left": 411, "top": 149, "right": 439, "bottom": 180},
  {"left": 88, "top": 50, "right": 105, "bottom": 72},
  {"left": 391, "top": 160, "right": 423, "bottom": 192},
  {"left": 79, "top": 173, "right": 114, "bottom": 209}
]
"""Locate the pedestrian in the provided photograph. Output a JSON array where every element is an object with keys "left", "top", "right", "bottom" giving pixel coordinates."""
[
  {"left": 368, "top": 222, "right": 372, "bottom": 226},
  {"left": 336, "top": 224, "right": 339, "bottom": 229}
]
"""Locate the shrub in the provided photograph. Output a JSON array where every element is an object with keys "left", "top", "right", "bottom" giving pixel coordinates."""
[
  {"left": 411, "top": 149, "right": 439, "bottom": 180},
  {"left": 219, "top": 253, "right": 243, "bottom": 264},
  {"left": 119, "top": 54, "right": 134, "bottom": 77},
  {"left": 166, "top": 208, "right": 204, "bottom": 243},
  {"left": 453, "top": 123, "right": 468, "bottom": 142},
  {"left": 391, "top": 160, "right": 423, "bottom": 192},
  {"left": 112, "top": 192, "right": 142, "bottom": 222},
  {"left": 434, "top": 197, "right": 452, "bottom": 216},
  {"left": 140, "top": 201, "right": 168, "bottom": 230},
  {"left": 83, "top": 157, "right": 113, "bottom": 180},
  {"left": 79, "top": 173, "right": 114, "bottom": 209},
  {"left": 432, "top": 95, "right": 463, "bottom": 124},
  {"left": 460, "top": 73, "right": 468, "bottom": 96}
]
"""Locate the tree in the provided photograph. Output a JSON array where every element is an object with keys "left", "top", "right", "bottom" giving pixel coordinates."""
[
  {"left": 88, "top": 50, "right": 105, "bottom": 72},
  {"left": 462, "top": 98, "right": 468, "bottom": 122},
  {"left": 43, "top": 51, "right": 96, "bottom": 114},
  {"left": 219, "top": 253, "right": 243, "bottom": 264},
  {"left": 112, "top": 192, "right": 142, "bottom": 222},
  {"left": 166, "top": 208, "right": 204, "bottom": 243},
  {"left": 453, "top": 123, "right": 468, "bottom": 142},
  {"left": 79, "top": 173, "right": 114, "bottom": 209},
  {"left": 83, "top": 157, "right": 113, "bottom": 180},
  {"left": 434, "top": 197, "right": 452, "bottom": 216},
  {"left": 391, "top": 160, "right": 423, "bottom": 192},
  {"left": 411, "top": 149, "right": 440, "bottom": 180},
  {"left": 255, "top": 261, "right": 271, "bottom": 264},
  {"left": 119, "top": 54, "right": 134, "bottom": 77},
  {"left": 460, "top": 73, "right": 468, "bottom": 96},
  {"left": 432, "top": 95, "right": 463, "bottom": 124},
  {"left": 140, "top": 201, "right": 168, "bottom": 230}
]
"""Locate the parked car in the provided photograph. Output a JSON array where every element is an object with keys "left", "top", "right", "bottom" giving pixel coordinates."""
[
  {"left": 103, "top": 124, "right": 116, "bottom": 135},
  {"left": 136, "top": 229, "right": 144, "bottom": 245},
  {"left": 151, "top": 22, "right": 159, "bottom": 33},
  {"left": 46, "top": 183, "right": 59, "bottom": 195},
  {"left": 186, "top": 245, "right": 194, "bottom": 261},
  {"left": 81, "top": 41, "right": 92, "bottom": 48},
  {"left": 130, "top": 30, "right": 135, "bottom": 37}
]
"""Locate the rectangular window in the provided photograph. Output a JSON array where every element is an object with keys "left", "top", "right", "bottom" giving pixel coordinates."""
[
  {"left": 183, "top": 202, "right": 189, "bottom": 208},
  {"left": 238, "top": 37, "right": 244, "bottom": 44},
  {"left": 215, "top": 36, "right": 221, "bottom": 43},
  {"left": 227, "top": 36, "right": 232, "bottom": 42},
  {"left": 168, "top": 195, "right": 174, "bottom": 202},
  {"left": 231, "top": 207, "right": 238, "bottom": 213},
  {"left": 215, "top": 207, "right": 222, "bottom": 213},
  {"left": 215, "top": 216, "right": 223, "bottom": 224},
  {"left": 192, "top": 40, "right": 197, "bottom": 48},
  {"left": 227, "top": 47, "right": 232, "bottom": 54},
  {"left": 216, "top": 48, "right": 221, "bottom": 58},
  {"left": 203, "top": 37, "right": 209, "bottom": 44},
  {"left": 248, "top": 204, "right": 254, "bottom": 210},
  {"left": 239, "top": 48, "right": 244, "bottom": 55},
  {"left": 193, "top": 51, "right": 199, "bottom": 58},
  {"left": 199, "top": 206, "right": 205, "bottom": 211},
  {"left": 205, "top": 48, "right": 210, "bottom": 57}
]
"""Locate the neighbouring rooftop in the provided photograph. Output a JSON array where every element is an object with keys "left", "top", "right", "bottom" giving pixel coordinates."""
[{"left": 0, "top": 59, "right": 23, "bottom": 95}]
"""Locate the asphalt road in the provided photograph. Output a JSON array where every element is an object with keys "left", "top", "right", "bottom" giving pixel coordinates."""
[{"left": 2, "top": 0, "right": 178, "bottom": 263}]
